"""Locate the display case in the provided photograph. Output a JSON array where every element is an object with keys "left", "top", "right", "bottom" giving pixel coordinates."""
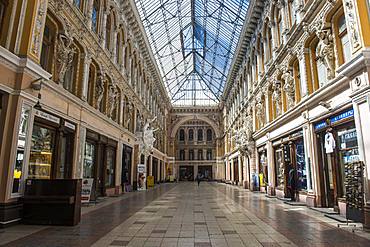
[{"left": 28, "top": 151, "right": 52, "bottom": 179}]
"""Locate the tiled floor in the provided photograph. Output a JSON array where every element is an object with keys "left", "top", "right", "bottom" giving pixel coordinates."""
[{"left": 2, "top": 182, "right": 370, "bottom": 247}]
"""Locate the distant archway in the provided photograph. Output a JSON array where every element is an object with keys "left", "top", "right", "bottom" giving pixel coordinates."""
[{"left": 170, "top": 115, "right": 221, "bottom": 138}]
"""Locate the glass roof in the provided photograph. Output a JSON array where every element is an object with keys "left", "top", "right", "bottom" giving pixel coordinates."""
[{"left": 135, "top": 0, "right": 250, "bottom": 106}]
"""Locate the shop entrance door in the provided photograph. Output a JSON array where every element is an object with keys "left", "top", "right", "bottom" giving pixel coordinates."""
[
  {"left": 179, "top": 166, "right": 194, "bottom": 181},
  {"left": 198, "top": 165, "right": 212, "bottom": 180},
  {"left": 121, "top": 145, "right": 132, "bottom": 189},
  {"left": 233, "top": 159, "right": 239, "bottom": 184},
  {"left": 318, "top": 133, "right": 335, "bottom": 208}
]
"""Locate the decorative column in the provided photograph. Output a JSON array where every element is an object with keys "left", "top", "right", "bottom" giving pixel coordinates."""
[
  {"left": 112, "top": 30, "right": 118, "bottom": 60},
  {"left": 81, "top": 52, "right": 92, "bottom": 101},
  {"left": 264, "top": 87, "right": 271, "bottom": 124},
  {"left": 101, "top": 10, "right": 108, "bottom": 48},
  {"left": 230, "top": 158, "right": 234, "bottom": 183},
  {"left": 238, "top": 155, "right": 242, "bottom": 186},
  {"left": 75, "top": 125, "right": 86, "bottom": 179},
  {"left": 297, "top": 47, "right": 310, "bottom": 98},
  {"left": 266, "top": 139, "right": 275, "bottom": 196},
  {"left": 21, "top": 0, "right": 49, "bottom": 63},
  {"left": 86, "top": 0, "right": 94, "bottom": 29},
  {"left": 119, "top": 91, "right": 124, "bottom": 126},
  {"left": 149, "top": 155, "right": 153, "bottom": 176},
  {"left": 249, "top": 150, "right": 257, "bottom": 191}
]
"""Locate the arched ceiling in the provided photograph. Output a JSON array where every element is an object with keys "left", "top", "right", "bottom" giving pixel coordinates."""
[{"left": 134, "top": 0, "right": 251, "bottom": 106}]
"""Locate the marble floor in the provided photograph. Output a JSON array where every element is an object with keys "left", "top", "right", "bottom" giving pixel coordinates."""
[{"left": 2, "top": 182, "right": 370, "bottom": 247}]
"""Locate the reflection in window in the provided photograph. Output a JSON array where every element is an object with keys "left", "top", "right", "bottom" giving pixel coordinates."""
[
  {"left": 12, "top": 106, "right": 31, "bottom": 194},
  {"left": 338, "top": 15, "right": 351, "bottom": 64},
  {"left": 92, "top": 0, "right": 99, "bottom": 33},
  {"left": 295, "top": 139, "right": 307, "bottom": 191}
]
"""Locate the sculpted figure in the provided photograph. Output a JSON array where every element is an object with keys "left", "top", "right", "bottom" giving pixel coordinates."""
[
  {"left": 107, "top": 85, "right": 118, "bottom": 118},
  {"left": 56, "top": 33, "right": 75, "bottom": 84},
  {"left": 95, "top": 73, "right": 105, "bottom": 110},
  {"left": 282, "top": 70, "right": 295, "bottom": 109},
  {"left": 272, "top": 82, "right": 282, "bottom": 116},
  {"left": 255, "top": 94, "right": 265, "bottom": 128},
  {"left": 316, "top": 28, "right": 335, "bottom": 81}
]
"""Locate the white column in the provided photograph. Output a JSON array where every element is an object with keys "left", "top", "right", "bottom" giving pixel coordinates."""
[
  {"left": 86, "top": 0, "right": 94, "bottom": 29},
  {"left": 238, "top": 155, "right": 242, "bottom": 186},
  {"left": 149, "top": 155, "right": 153, "bottom": 176},
  {"left": 101, "top": 11, "right": 108, "bottom": 47},
  {"left": 76, "top": 126, "right": 86, "bottom": 179},
  {"left": 81, "top": 52, "right": 92, "bottom": 101},
  {"left": 297, "top": 49, "right": 309, "bottom": 98},
  {"left": 266, "top": 140, "right": 274, "bottom": 194}
]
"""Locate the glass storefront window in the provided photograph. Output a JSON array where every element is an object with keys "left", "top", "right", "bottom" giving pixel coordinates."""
[
  {"left": 83, "top": 142, "right": 95, "bottom": 178},
  {"left": 29, "top": 125, "right": 55, "bottom": 179},
  {"left": 12, "top": 106, "right": 31, "bottom": 194},
  {"left": 275, "top": 149, "right": 284, "bottom": 187},
  {"left": 295, "top": 139, "right": 307, "bottom": 191},
  {"left": 338, "top": 127, "right": 359, "bottom": 195},
  {"left": 105, "top": 148, "right": 115, "bottom": 187}
]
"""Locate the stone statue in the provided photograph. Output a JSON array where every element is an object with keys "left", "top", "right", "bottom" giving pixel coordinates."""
[
  {"left": 95, "top": 73, "right": 105, "bottom": 110},
  {"left": 56, "top": 33, "right": 75, "bottom": 84},
  {"left": 282, "top": 70, "right": 296, "bottom": 110},
  {"left": 272, "top": 81, "right": 282, "bottom": 116},
  {"left": 107, "top": 84, "right": 118, "bottom": 118},
  {"left": 316, "top": 28, "right": 335, "bottom": 81},
  {"left": 140, "top": 117, "right": 159, "bottom": 155},
  {"left": 255, "top": 94, "right": 264, "bottom": 128},
  {"left": 125, "top": 102, "right": 133, "bottom": 128}
]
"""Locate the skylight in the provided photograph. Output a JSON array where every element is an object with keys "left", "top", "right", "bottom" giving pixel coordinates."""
[{"left": 135, "top": 0, "right": 250, "bottom": 106}]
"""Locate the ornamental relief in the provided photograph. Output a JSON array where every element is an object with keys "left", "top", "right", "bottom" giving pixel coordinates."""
[
  {"left": 30, "top": 0, "right": 48, "bottom": 60},
  {"left": 343, "top": 0, "right": 362, "bottom": 52}
]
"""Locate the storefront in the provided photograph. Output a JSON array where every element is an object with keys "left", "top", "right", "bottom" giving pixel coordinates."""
[
  {"left": 273, "top": 130, "right": 307, "bottom": 201},
  {"left": 198, "top": 165, "right": 212, "bottom": 180},
  {"left": 121, "top": 144, "right": 133, "bottom": 191},
  {"left": 152, "top": 157, "right": 158, "bottom": 183},
  {"left": 314, "top": 108, "right": 360, "bottom": 212},
  {"left": 257, "top": 147, "right": 268, "bottom": 193},
  {"left": 233, "top": 157, "right": 239, "bottom": 185},
  {"left": 83, "top": 130, "right": 117, "bottom": 199}
]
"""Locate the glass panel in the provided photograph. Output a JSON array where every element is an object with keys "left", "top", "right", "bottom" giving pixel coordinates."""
[
  {"left": 105, "top": 148, "right": 115, "bottom": 187},
  {"left": 84, "top": 142, "right": 95, "bottom": 178},
  {"left": 338, "top": 127, "right": 359, "bottom": 195},
  {"left": 135, "top": 0, "right": 250, "bottom": 105},
  {"left": 275, "top": 149, "right": 284, "bottom": 187},
  {"left": 295, "top": 139, "right": 307, "bottom": 191},
  {"left": 12, "top": 106, "right": 31, "bottom": 193},
  {"left": 341, "top": 34, "right": 351, "bottom": 63},
  {"left": 29, "top": 125, "right": 55, "bottom": 179},
  {"left": 317, "top": 60, "right": 327, "bottom": 87}
]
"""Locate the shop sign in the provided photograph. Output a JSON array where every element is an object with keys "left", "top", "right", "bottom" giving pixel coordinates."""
[
  {"left": 81, "top": 178, "right": 94, "bottom": 203},
  {"left": 315, "top": 109, "right": 354, "bottom": 130},
  {"left": 35, "top": 110, "right": 60, "bottom": 124},
  {"left": 64, "top": 121, "right": 76, "bottom": 130},
  {"left": 137, "top": 164, "right": 146, "bottom": 191},
  {"left": 330, "top": 109, "right": 354, "bottom": 124}
]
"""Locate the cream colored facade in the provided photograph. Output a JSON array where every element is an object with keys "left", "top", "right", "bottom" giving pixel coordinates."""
[
  {"left": 223, "top": 0, "right": 370, "bottom": 227},
  {"left": 0, "top": 0, "right": 170, "bottom": 225}
]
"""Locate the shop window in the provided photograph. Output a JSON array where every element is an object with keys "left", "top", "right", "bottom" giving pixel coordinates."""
[
  {"left": 12, "top": 106, "right": 31, "bottom": 194},
  {"left": 189, "top": 149, "right": 194, "bottom": 160},
  {"left": 206, "top": 149, "right": 212, "bottom": 160},
  {"left": 275, "top": 148, "right": 284, "bottom": 188},
  {"left": 295, "top": 139, "right": 307, "bottom": 191},
  {"left": 105, "top": 147, "right": 115, "bottom": 187},
  {"left": 337, "top": 15, "right": 351, "bottom": 65},
  {"left": 179, "top": 129, "right": 185, "bottom": 141},
  {"left": 206, "top": 129, "right": 212, "bottom": 141},
  {"left": 188, "top": 129, "right": 194, "bottom": 141},
  {"left": 198, "top": 150, "right": 203, "bottom": 160},
  {"left": 338, "top": 127, "right": 359, "bottom": 195},
  {"left": 83, "top": 142, "right": 95, "bottom": 178},
  {"left": 92, "top": 0, "right": 99, "bottom": 33},
  {"left": 29, "top": 124, "right": 56, "bottom": 179},
  {"left": 197, "top": 129, "right": 203, "bottom": 141}
]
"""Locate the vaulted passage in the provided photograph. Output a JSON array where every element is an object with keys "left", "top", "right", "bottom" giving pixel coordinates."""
[{"left": 1, "top": 0, "right": 370, "bottom": 246}]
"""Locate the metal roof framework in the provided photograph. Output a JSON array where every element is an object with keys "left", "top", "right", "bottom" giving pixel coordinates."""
[{"left": 135, "top": 0, "right": 250, "bottom": 106}]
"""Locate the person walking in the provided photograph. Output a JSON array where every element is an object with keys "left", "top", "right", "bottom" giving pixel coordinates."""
[{"left": 196, "top": 173, "right": 202, "bottom": 187}]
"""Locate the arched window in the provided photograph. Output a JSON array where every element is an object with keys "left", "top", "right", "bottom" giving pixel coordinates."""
[
  {"left": 105, "top": 13, "right": 112, "bottom": 50},
  {"left": 188, "top": 129, "right": 194, "bottom": 141},
  {"left": 198, "top": 150, "right": 203, "bottom": 160},
  {"left": 189, "top": 150, "right": 194, "bottom": 160},
  {"left": 336, "top": 15, "right": 350, "bottom": 65},
  {"left": 206, "top": 129, "right": 212, "bottom": 141},
  {"left": 63, "top": 43, "right": 79, "bottom": 95},
  {"left": 40, "top": 16, "right": 57, "bottom": 74},
  {"left": 87, "top": 62, "right": 97, "bottom": 106},
  {"left": 206, "top": 149, "right": 212, "bottom": 160},
  {"left": 73, "top": 0, "right": 83, "bottom": 11},
  {"left": 92, "top": 0, "right": 100, "bottom": 33},
  {"left": 179, "top": 129, "right": 185, "bottom": 141},
  {"left": 197, "top": 129, "right": 203, "bottom": 141}
]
